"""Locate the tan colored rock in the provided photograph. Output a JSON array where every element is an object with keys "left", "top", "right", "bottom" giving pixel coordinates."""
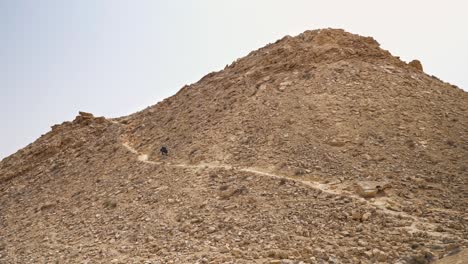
[
  {"left": 268, "top": 249, "right": 289, "bottom": 259},
  {"left": 372, "top": 248, "right": 388, "bottom": 262},
  {"left": 327, "top": 138, "right": 346, "bottom": 147},
  {"left": 361, "top": 212, "right": 372, "bottom": 221},
  {"left": 78, "top": 111, "right": 94, "bottom": 118},
  {"left": 355, "top": 181, "right": 390, "bottom": 198},
  {"left": 408, "top": 59, "right": 423, "bottom": 71}
]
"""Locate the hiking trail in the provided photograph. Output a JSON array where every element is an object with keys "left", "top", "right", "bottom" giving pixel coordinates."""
[{"left": 120, "top": 140, "right": 457, "bottom": 240}]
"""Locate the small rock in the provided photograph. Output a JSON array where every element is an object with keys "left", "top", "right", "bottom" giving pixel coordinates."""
[
  {"left": 278, "top": 81, "right": 293, "bottom": 91},
  {"left": 362, "top": 212, "right": 372, "bottom": 221},
  {"left": 372, "top": 249, "right": 388, "bottom": 262},
  {"left": 79, "top": 111, "right": 94, "bottom": 118},
  {"left": 351, "top": 211, "right": 362, "bottom": 221},
  {"left": 231, "top": 248, "right": 242, "bottom": 257},
  {"left": 213, "top": 234, "right": 224, "bottom": 242},
  {"left": 405, "top": 251, "right": 434, "bottom": 264},
  {"left": 363, "top": 250, "right": 373, "bottom": 259},
  {"left": 355, "top": 181, "right": 390, "bottom": 198},
  {"left": 219, "top": 245, "right": 229, "bottom": 253},
  {"left": 327, "top": 138, "right": 346, "bottom": 147},
  {"left": 408, "top": 60, "right": 423, "bottom": 71},
  {"left": 358, "top": 240, "right": 368, "bottom": 247},
  {"left": 207, "top": 226, "right": 217, "bottom": 233},
  {"left": 268, "top": 249, "right": 289, "bottom": 259},
  {"left": 38, "top": 202, "right": 55, "bottom": 211}
]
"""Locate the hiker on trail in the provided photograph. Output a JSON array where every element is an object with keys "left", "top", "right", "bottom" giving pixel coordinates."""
[{"left": 160, "top": 146, "right": 168, "bottom": 156}]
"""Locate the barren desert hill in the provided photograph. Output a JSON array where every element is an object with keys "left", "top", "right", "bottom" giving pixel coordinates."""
[
  {"left": 0, "top": 29, "right": 467, "bottom": 263},
  {"left": 120, "top": 29, "right": 467, "bottom": 216},
  {"left": 123, "top": 28, "right": 467, "bottom": 173}
]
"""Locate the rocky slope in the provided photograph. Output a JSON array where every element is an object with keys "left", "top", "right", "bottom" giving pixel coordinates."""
[{"left": 0, "top": 29, "right": 467, "bottom": 263}]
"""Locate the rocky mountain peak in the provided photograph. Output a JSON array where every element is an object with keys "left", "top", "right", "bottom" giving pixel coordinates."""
[{"left": 0, "top": 29, "right": 466, "bottom": 263}]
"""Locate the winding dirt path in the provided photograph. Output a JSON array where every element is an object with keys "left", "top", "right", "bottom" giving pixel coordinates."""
[
  {"left": 120, "top": 140, "right": 457, "bottom": 239},
  {"left": 121, "top": 142, "right": 337, "bottom": 193}
]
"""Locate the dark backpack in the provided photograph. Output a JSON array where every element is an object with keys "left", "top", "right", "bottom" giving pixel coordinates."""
[{"left": 160, "top": 146, "right": 168, "bottom": 155}]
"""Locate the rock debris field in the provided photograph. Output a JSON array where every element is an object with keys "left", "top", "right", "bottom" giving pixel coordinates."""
[{"left": 0, "top": 29, "right": 467, "bottom": 263}]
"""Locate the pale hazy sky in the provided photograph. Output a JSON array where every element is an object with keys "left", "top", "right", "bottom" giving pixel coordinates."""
[{"left": 1, "top": 0, "right": 467, "bottom": 159}]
